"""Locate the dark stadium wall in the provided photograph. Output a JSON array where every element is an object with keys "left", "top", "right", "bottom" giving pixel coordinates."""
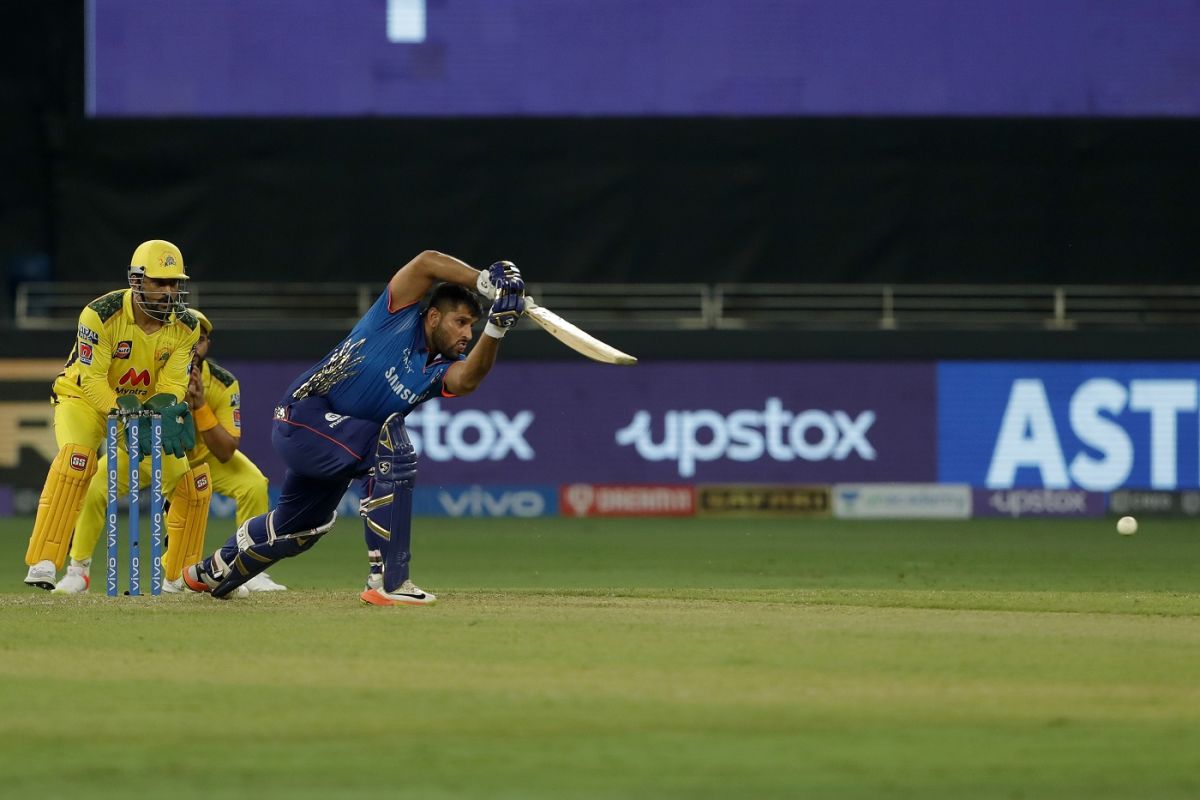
[
  {"left": 0, "top": 2, "right": 77, "bottom": 320},
  {"left": 5, "top": 1, "right": 1200, "bottom": 361},
  {"left": 48, "top": 117, "right": 1200, "bottom": 287},
  {"left": 3, "top": 324, "right": 1199, "bottom": 363},
  {"left": 5, "top": 3, "right": 1200, "bottom": 292}
]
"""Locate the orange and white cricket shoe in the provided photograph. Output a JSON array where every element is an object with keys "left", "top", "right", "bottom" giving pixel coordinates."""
[
  {"left": 182, "top": 563, "right": 217, "bottom": 593},
  {"left": 360, "top": 579, "right": 437, "bottom": 606},
  {"left": 182, "top": 563, "right": 249, "bottom": 598}
]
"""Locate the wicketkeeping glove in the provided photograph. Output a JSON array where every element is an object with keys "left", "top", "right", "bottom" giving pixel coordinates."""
[
  {"left": 114, "top": 395, "right": 140, "bottom": 415},
  {"left": 165, "top": 402, "right": 196, "bottom": 457},
  {"left": 144, "top": 393, "right": 195, "bottom": 458},
  {"left": 112, "top": 395, "right": 143, "bottom": 455}
]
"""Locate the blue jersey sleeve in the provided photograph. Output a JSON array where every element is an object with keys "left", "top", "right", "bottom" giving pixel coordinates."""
[
  {"left": 361, "top": 289, "right": 422, "bottom": 333},
  {"left": 284, "top": 289, "right": 462, "bottom": 423}
]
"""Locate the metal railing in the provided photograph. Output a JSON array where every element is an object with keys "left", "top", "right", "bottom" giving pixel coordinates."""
[
  {"left": 15, "top": 281, "right": 1200, "bottom": 331},
  {"left": 714, "top": 284, "right": 1066, "bottom": 330}
]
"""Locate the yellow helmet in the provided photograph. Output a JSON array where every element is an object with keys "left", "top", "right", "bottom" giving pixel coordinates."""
[
  {"left": 129, "top": 240, "right": 189, "bottom": 280},
  {"left": 191, "top": 309, "right": 213, "bottom": 335}
]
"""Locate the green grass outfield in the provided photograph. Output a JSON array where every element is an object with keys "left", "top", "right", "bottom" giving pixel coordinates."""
[{"left": 2, "top": 515, "right": 1199, "bottom": 799}]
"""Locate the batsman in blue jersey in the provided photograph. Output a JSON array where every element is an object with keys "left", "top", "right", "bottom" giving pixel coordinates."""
[{"left": 184, "top": 250, "right": 525, "bottom": 605}]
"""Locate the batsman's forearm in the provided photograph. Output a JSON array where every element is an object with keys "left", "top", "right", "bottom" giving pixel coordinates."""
[
  {"left": 389, "top": 250, "right": 482, "bottom": 309},
  {"left": 449, "top": 335, "right": 500, "bottom": 395},
  {"left": 415, "top": 250, "right": 480, "bottom": 289}
]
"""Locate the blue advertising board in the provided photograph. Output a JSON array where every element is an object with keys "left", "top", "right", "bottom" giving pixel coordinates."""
[
  {"left": 10, "top": 358, "right": 1200, "bottom": 517},
  {"left": 210, "top": 484, "right": 557, "bottom": 520},
  {"left": 413, "top": 485, "right": 559, "bottom": 518},
  {"left": 939, "top": 363, "right": 1200, "bottom": 491}
]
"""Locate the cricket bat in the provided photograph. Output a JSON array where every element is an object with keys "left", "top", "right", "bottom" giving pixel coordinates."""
[{"left": 524, "top": 297, "right": 637, "bottom": 366}]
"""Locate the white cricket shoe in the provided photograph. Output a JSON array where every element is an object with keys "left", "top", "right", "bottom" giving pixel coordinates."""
[
  {"left": 160, "top": 576, "right": 185, "bottom": 594},
  {"left": 51, "top": 562, "right": 90, "bottom": 594},
  {"left": 360, "top": 579, "right": 437, "bottom": 607},
  {"left": 364, "top": 572, "right": 383, "bottom": 591},
  {"left": 24, "top": 560, "right": 57, "bottom": 591},
  {"left": 245, "top": 571, "right": 287, "bottom": 592}
]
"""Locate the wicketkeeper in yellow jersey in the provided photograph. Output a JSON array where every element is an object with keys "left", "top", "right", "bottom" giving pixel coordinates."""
[
  {"left": 159, "top": 309, "right": 284, "bottom": 592},
  {"left": 23, "top": 240, "right": 207, "bottom": 592}
]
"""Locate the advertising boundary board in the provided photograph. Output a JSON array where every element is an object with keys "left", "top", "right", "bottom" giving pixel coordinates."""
[
  {"left": 697, "top": 485, "right": 831, "bottom": 517},
  {"left": 939, "top": 362, "right": 1200, "bottom": 492},
  {"left": 8, "top": 360, "right": 1200, "bottom": 518},
  {"left": 833, "top": 484, "right": 972, "bottom": 520}
]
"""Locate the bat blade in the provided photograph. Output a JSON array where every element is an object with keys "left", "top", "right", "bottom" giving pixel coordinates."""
[{"left": 524, "top": 298, "right": 637, "bottom": 365}]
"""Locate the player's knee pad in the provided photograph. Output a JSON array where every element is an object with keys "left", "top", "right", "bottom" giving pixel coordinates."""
[
  {"left": 27, "top": 443, "right": 98, "bottom": 568},
  {"left": 243, "top": 508, "right": 337, "bottom": 551},
  {"left": 212, "top": 510, "right": 336, "bottom": 598},
  {"left": 162, "top": 464, "right": 212, "bottom": 581},
  {"left": 214, "top": 510, "right": 337, "bottom": 575}
]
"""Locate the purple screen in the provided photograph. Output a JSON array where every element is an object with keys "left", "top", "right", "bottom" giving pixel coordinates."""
[
  {"left": 88, "top": 0, "right": 1200, "bottom": 117},
  {"left": 223, "top": 360, "right": 937, "bottom": 486}
]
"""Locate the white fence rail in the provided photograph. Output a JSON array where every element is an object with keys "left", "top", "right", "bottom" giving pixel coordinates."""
[{"left": 15, "top": 282, "right": 1200, "bottom": 331}]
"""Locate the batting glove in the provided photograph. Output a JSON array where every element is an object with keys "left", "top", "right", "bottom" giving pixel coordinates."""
[
  {"left": 484, "top": 289, "right": 526, "bottom": 339},
  {"left": 476, "top": 261, "right": 523, "bottom": 299}
]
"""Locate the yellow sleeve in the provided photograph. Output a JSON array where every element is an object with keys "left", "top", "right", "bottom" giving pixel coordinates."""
[
  {"left": 208, "top": 376, "right": 241, "bottom": 438},
  {"left": 74, "top": 307, "right": 118, "bottom": 413},
  {"left": 153, "top": 322, "right": 201, "bottom": 402}
]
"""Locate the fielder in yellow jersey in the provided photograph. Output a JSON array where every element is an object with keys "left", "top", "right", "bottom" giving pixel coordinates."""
[
  {"left": 167, "top": 309, "right": 284, "bottom": 592},
  {"left": 23, "top": 240, "right": 206, "bottom": 592}
]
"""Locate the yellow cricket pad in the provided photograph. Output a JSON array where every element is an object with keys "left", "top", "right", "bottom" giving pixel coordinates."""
[
  {"left": 26, "top": 444, "right": 98, "bottom": 568},
  {"left": 162, "top": 463, "right": 212, "bottom": 581}
]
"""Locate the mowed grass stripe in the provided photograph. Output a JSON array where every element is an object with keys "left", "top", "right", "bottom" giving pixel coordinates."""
[{"left": 2, "top": 515, "right": 1199, "bottom": 799}]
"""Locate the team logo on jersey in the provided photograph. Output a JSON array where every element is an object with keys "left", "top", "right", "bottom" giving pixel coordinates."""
[
  {"left": 156, "top": 347, "right": 171, "bottom": 363},
  {"left": 383, "top": 366, "right": 428, "bottom": 404},
  {"left": 78, "top": 324, "right": 99, "bottom": 344},
  {"left": 229, "top": 392, "right": 240, "bottom": 408},
  {"left": 114, "top": 340, "right": 132, "bottom": 359},
  {"left": 70, "top": 453, "right": 89, "bottom": 471},
  {"left": 233, "top": 409, "right": 241, "bottom": 429},
  {"left": 119, "top": 368, "right": 151, "bottom": 387},
  {"left": 78, "top": 342, "right": 93, "bottom": 365},
  {"left": 324, "top": 412, "right": 348, "bottom": 428}
]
